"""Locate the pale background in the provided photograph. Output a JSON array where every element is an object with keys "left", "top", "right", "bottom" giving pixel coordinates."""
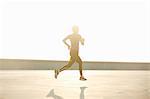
[{"left": 0, "top": 0, "right": 150, "bottom": 62}]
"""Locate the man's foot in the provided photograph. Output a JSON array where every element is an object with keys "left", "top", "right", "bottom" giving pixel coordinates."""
[
  {"left": 54, "top": 69, "right": 59, "bottom": 79},
  {"left": 79, "top": 77, "right": 87, "bottom": 81}
]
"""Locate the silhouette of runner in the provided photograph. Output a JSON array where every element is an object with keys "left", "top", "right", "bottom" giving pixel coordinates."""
[{"left": 55, "top": 25, "right": 87, "bottom": 81}]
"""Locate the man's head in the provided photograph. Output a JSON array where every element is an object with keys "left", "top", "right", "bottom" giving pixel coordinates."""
[{"left": 72, "top": 25, "right": 79, "bottom": 34}]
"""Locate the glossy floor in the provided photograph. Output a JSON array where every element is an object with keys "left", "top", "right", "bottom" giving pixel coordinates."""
[{"left": 0, "top": 70, "right": 149, "bottom": 99}]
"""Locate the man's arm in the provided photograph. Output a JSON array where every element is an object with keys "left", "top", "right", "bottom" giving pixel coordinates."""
[
  {"left": 80, "top": 37, "right": 85, "bottom": 45},
  {"left": 63, "top": 35, "right": 70, "bottom": 50}
]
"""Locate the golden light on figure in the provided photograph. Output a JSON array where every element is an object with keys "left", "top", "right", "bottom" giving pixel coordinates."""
[
  {"left": 55, "top": 25, "right": 87, "bottom": 80},
  {"left": 0, "top": 0, "right": 149, "bottom": 99}
]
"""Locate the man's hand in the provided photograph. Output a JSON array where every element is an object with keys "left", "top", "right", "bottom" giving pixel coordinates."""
[{"left": 80, "top": 38, "right": 85, "bottom": 45}]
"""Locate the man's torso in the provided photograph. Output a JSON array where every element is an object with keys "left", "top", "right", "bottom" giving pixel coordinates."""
[{"left": 68, "top": 34, "right": 81, "bottom": 56}]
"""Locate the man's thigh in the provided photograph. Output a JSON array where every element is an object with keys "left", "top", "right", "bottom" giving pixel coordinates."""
[
  {"left": 76, "top": 56, "right": 82, "bottom": 64},
  {"left": 68, "top": 56, "right": 76, "bottom": 65}
]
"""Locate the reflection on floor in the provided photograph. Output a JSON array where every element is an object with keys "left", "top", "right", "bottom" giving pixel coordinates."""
[
  {"left": 0, "top": 70, "right": 149, "bottom": 99},
  {"left": 47, "top": 89, "right": 64, "bottom": 99},
  {"left": 46, "top": 86, "right": 87, "bottom": 99}
]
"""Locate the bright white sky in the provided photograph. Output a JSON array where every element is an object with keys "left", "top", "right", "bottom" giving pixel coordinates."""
[{"left": 0, "top": 0, "right": 150, "bottom": 62}]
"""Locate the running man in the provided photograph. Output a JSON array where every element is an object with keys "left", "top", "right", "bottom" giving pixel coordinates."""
[{"left": 55, "top": 25, "right": 87, "bottom": 81}]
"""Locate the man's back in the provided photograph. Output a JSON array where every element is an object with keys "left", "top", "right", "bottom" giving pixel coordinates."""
[
  {"left": 54, "top": 26, "right": 87, "bottom": 81},
  {"left": 68, "top": 34, "right": 81, "bottom": 51}
]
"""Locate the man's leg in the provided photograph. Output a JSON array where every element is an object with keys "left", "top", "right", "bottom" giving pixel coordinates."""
[
  {"left": 76, "top": 56, "right": 83, "bottom": 76},
  {"left": 55, "top": 57, "right": 75, "bottom": 79},
  {"left": 59, "top": 57, "right": 75, "bottom": 72},
  {"left": 76, "top": 56, "right": 87, "bottom": 80}
]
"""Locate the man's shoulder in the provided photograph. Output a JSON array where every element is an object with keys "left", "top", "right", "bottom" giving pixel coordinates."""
[
  {"left": 78, "top": 34, "right": 81, "bottom": 37},
  {"left": 66, "top": 34, "right": 72, "bottom": 38},
  {"left": 69, "top": 34, "right": 81, "bottom": 39},
  {"left": 76, "top": 34, "right": 81, "bottom": 38}
]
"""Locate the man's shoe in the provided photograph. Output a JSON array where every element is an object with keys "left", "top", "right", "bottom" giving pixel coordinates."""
[
  {"left": 79, "top": 77, "right": 87, "bottom": 81},
  {"left": 54, "top": 69, "right": 59, "bottom": 79}
]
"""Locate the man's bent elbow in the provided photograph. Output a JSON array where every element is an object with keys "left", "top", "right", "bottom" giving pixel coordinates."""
[{"left": 63, "top": 39, "right": 65, "bottom": 43}]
